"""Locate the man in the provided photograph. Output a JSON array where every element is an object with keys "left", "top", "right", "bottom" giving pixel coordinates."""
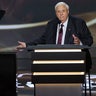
[
  {"left": 17, "top": 2, "right": 93, "bottom": 71},
  {"left": 17, "top": 2, "right": 93, "bottom": 47}
]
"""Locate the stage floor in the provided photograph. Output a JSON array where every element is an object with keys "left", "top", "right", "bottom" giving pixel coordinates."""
[{"left": 17, "top": 74, "right": 96, "bottom": 96}]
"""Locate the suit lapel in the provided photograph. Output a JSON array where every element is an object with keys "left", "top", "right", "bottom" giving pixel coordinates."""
[
  {"left": 64, "top": 17, "right": 75, "bottom": 44},
  {"left": 52, "top": 24, "right": 57, "bottom": 44},
  {"left": 52, "top": 18, "right": 59, "bottom": 44}
]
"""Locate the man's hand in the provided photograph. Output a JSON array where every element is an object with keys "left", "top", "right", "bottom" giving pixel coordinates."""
[
  {"left": 72, "top": 34, "right": 80, "bottom": 45},
  {"left": 16, "top": 41, "right": 26, "bottom": 50}
]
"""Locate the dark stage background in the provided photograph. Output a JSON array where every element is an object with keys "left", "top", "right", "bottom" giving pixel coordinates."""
[
  {"left": 0, "top": 0, "right": 96, "bottom": 47},
  {"left": 0, "top": 0, "right": 96, "bottom": 95}
]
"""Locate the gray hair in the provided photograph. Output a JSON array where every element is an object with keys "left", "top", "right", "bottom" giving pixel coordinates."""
[{"left": 55, "top": 2, "right": 69, "bottom": 11}]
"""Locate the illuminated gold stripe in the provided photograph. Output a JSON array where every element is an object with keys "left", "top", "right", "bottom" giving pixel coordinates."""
[
  {"left": 34, "top": 49, "right": 81, "bottom": 52},
  {"left": 36, "top": 84, "right": 82, "bottom": 86},
  {"left": 0, "top": 18, "right": 95, "bottom": 30},
  {"left": 33, "top": 72, "right": 84, "bottom": 75},
  {"left": 87, "top": 18, "right": 96, "bottom": 26},
  {"left": 33, "top": 60, "right": 84, "bottom": 64},
  {"left": 0, "top": 21, "right": 48, "bottom": 30}
]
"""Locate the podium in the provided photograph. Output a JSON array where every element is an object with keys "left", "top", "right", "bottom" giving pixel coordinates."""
[
  {"left": 30, "top": 44, "right": 89, "bottom": 96},
  {"left": 0, "top": 52, "right": 16, "bottom": 96}
]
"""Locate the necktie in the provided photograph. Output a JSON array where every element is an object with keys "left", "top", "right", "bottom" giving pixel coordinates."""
[{"left": 57, "top": 24, "right": 63, "bottom": 44}]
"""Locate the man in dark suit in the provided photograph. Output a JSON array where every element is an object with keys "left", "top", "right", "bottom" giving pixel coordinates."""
[
  {"left": 17, "top": 2, "right": 93, "bottom": 71},
  {"left": 17, "top": 2, "right": 93, "bottom": 46}
]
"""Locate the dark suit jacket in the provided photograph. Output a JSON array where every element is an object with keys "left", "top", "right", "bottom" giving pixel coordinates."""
[
  {"left": 27, "top": 15, "right": 93, "bottom": 71},
  {"left": 27, "top": 15, "right": 93, "bottom": 46}
]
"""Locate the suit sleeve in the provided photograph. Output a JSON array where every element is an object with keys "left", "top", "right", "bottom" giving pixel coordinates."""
[{"left": 76, "top": 19, "right": 93, "bottom": 46}]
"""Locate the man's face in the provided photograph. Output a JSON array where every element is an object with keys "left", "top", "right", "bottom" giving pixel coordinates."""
[{"left": 55, "top": 5, "right": 69, "bottom": 23}]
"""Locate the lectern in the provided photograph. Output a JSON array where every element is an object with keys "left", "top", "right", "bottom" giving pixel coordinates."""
[
  {"left": 29, "top": 44, "right": 89, "bottom": 96},
  {"left": 0, "top": 52, "right": 16, "bottom": 96}
]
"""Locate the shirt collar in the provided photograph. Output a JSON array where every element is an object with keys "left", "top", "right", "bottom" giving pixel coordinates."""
[{"left": 60, "top": 17, "right": 69, "bottom": 27}]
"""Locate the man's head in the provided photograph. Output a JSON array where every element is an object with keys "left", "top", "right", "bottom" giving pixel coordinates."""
[{"left": 55, "top": 2, "right": 69, "bottom": 23}]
